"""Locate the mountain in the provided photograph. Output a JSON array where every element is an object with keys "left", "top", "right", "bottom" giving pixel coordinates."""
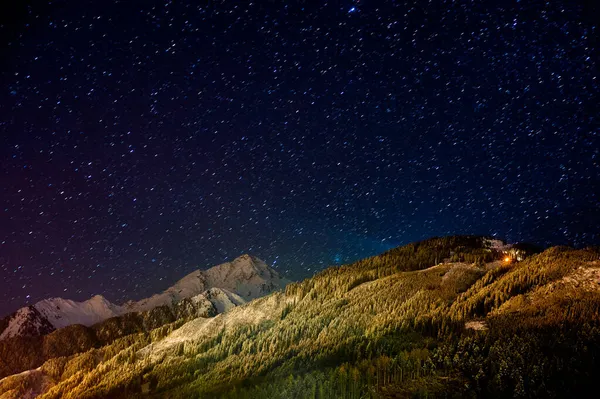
[
  {"left": 36, "top": 295, "right": 121, "bottom": 329},
  {"left": 0, "top": 255, "right": 288, "bottom": 341},
  {"left": 0, "top": 256, "right": 287, "bottom": 382},
  {"left": 2, "top": 236, "right": 600, "bottom": 399},
  {"left": 0, "top": 306, "right": 55, "bottom": 340},
  {"left": 124, "top": 254, "right": 287, "bottom": 313}
]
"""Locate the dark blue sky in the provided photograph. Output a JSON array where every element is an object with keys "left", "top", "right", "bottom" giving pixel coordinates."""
[{"left": 0, "top": 0, "right": 598, "bottom": 317}]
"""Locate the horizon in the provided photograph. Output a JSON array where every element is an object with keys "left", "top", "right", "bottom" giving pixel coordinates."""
[
  {"left": 0, "top": 233, "right": 581, "bottom": 318},
  {"left": 1, "top": 0, "right": 598, "bottom": 328}
]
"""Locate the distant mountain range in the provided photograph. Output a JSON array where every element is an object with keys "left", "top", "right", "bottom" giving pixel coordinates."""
[{"left": 0, "top": 254, "right": 289, "bottom": 341}]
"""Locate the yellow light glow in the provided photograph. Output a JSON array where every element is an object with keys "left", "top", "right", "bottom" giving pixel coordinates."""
[{"left": 504, "top": 256, "right": 511, "bottom": 263}]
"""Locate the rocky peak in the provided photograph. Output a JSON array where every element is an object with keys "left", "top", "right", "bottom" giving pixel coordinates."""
[
  {"left": 0, "top": 306, "right": 55, "bottom": 340},
  {"left": 89, "top": 294, "right": 107, "bottom": 302},
  {"left": 1, "top": 255, "right": 290, "bottom": 341}
]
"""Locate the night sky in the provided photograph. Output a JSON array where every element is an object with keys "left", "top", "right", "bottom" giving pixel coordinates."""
[{"left": 1, "top": 0, "right": 598, "bottom": 317}]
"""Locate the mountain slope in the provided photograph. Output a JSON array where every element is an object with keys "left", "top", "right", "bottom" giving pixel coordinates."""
[
  {"left": 0, "top": 255, "right": 287, "bottom": 341},
  {"left": 37, "top": 295, "right": 122, "bottom": 330},
  {"left": 0, "top": 306, "right": 55, "bottom": 340},
  {"left": 0, "top": 296, "right": 121, "bottom": 341},
  {"left": 3, "top": 237, "right": 599, "bottom": 398},
  {"left": 125, "top": 254, "right": 287, "bottom": 313},
  {"left": 0, "top": 256, "right": 288, "bottom": 382}
]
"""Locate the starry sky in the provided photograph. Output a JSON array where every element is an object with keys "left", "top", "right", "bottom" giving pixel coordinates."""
[{"left": 0, "top": 0, "right": 598, "bottom": 317}]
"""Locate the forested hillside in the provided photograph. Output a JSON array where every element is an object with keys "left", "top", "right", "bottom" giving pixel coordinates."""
[{"left": 1, "top": 236, "right": 599, "bottom": 398}]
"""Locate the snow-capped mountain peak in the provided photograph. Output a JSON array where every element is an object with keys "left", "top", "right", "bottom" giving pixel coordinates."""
[
  {"left": 32, "top": 295, "right": 123, "bottom": 330},
  {"left": 0, "top": 255, "right": 289, "bottom": 340},
  {"left": 127, "top": 255, "right": 288, "bottom": 313},
  {"left": 0, "top": 306, "right": 54, "bottom": 340}
]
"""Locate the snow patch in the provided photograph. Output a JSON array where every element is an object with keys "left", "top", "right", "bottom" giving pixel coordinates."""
[
  {"left": 465, "top": 320, "right": 488, "bottom": 331},
  {"left": 484, "top": 238, "right": 512, "bottom": 252}
]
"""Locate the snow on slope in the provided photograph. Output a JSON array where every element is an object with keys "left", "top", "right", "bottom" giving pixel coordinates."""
[
  {"left": 34, "top": 295, "right": 123, "bottom": 330},
  {"left": 203, "top": 254, "right": 289, "bottom": 300},
  {"left": 126, "top": 254, "right": 289, "bottom": 312},
  {"left": 483, "top": 238, "right": 512, "bottom": 252},
  {"left": 139, "top": 293, "right": 292, "bottom": 361},
  {"left": 0, "top": 255, "right": 288, "bottom": 341},
  {"left": 0, "top": 307, "right": 54, "bottom": 340},
  {"left": 202, "top": 288, "right": 246, "bottom": 313},
  {"left": 0, "top": 295, "right": 123, "bottom": 340}
]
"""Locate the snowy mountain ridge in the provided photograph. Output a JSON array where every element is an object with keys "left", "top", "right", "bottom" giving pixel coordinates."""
[
  {"left": 124, "top": 254, "right": 288, "bottom": 312},
  {"left": 0, "top": 255, "right": 288, "bottom": 340},
  {"left": 34, "top": 295, "right": 123, "bottom": 330}
]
